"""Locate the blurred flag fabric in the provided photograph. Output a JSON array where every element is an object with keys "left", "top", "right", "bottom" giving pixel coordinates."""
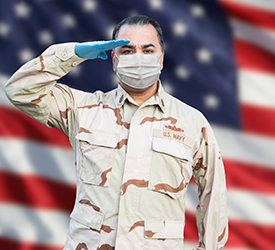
[{"left": 0, "top": 0, "right": 274, "bottom": 249}]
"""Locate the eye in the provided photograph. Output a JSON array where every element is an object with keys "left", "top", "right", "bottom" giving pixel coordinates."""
[
  {"left": 143, "top": 49, "right": 154, "bottom": 54},
  {"left": 122, "top": 50, "right": 133, "bottom": 54}
]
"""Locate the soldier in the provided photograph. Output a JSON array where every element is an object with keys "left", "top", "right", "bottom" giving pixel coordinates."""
[{"left": 5, "top": 15, "right": 228, "bottom": 250}]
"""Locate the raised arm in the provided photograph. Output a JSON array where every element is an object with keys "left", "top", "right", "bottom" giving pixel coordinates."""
[{"left": 4, "top": 40, "right": 129, "bottom": 134}]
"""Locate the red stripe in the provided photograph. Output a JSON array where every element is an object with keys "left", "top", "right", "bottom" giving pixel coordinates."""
[
  {"left": 0, "top": 236, "right": 61, "bottom": 250},
  {"left": 0, "top": 170, "right": 75, "bottom": 212},
  {"left": 235, "top": 39, "right": 275, "bottom": 73},
  {"left": 241, "top": 104, "right": 275, "bottom": 137},
  {"left": 228, "top": 218, "right": 275, "bottom": 249},
  {"left": 220, "top": 0, "right": 275, "bottom": 31},
  {"left": 189, "top": 157, "right": 275, "bottom": 195},
  {"left": 185, "top": 211, "right": 275, "bottom": 248},
  {"left": 223, "top": 158, "right": 275, "bottom": 195},
  {"left": 0, "top": 106, "right": 71, "bottom": 149},
  {"left": 184, "top": 211, "right": 199, "bottom": 242}
]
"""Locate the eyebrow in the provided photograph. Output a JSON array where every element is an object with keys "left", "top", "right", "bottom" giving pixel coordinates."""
[
  {"left": 142, "top": 43, "right": 156, "bottom": 49},
  {"left": 121, "top": 43, "right": 156, "bottom": 49}
]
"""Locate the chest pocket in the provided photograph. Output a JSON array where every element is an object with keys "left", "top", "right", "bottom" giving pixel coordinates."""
[
  {"left": 148, "top": 131, "right": 193, "bottom": 199},
  {"left": 76, "top": 130, "right": 119, "bottom": 187}
]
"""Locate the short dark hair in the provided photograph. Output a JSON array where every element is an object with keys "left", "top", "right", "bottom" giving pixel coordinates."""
[{"left": 112, "top": 15, "right": 164, "bottom": 51}]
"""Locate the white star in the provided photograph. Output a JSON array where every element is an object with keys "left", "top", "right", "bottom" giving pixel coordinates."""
[
  {"left": 190, "top": 4, "right": 205, "bottom": 18},
  {"left": 19, "top": 48, "right": 35, "bottom": 63},
  {"left": 196, "top": 47, "right": 212, "bottom": 63},
  {"left": 0, "top": 22, "right": 10, "bottom": 38},
  {"left": 149, "top": 0, "right": 163, "bottom": 10},
  {"left": 163, "top": 42, "right": 168, "bottom": 51},
  {"left": 107, "top": 24, "right": 116, "bottom": 39},
  {"left": 175, "top": 65, "right": 190, "bottom": 80},
  {"left": 62, "top": 13, "right": 77, "bottom": 29},
  {"left": 82, "top": 0, "right": 98, "bottom": 12},
  {"left": 111, "top": 73, "right": 119, "bottom": 87},
  {"left": 38, "top": 30, "right": 54, "bottom": 45},
  {"left": 70, "top": 65, "right": 82, "bottom": 76},
  {"left": 128, "top": 10, "right": 139, "bottom": 17},
  {"left": 203, "top": 93, "right": 220, "bottom": 109},
  {"left": 13, "top": 2, "right": 31, "bottom": 19},
  {"left": 162, "top": 81, "right": 174, "bottom": 94},
  {"left": 172, "top": 21, "right": 188, "bottom": 37}
]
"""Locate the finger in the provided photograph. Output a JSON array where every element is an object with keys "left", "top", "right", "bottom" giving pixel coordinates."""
[
  {"left": 97, "top": 51, "right": 108, "bottom": 60},
  {"left": 96, "top": 40, "right": 130, "bottom": 51}
]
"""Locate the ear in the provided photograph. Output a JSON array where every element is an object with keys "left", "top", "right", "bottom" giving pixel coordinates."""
[
  {"left": 159, "top": 51, "right": 164, "bottom": 71},
  {"left": 111, "top": 51, "right": 118, "bottom": 72}
]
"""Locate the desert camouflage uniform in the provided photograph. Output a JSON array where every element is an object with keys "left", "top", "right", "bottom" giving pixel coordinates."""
[{"left": 5, "top": 43, "right": 228, "bottom": 250}]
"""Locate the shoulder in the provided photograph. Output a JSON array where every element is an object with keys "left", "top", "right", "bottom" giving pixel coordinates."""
[
  {"left": 163, "top": 92, "right": 213, "bottom": 143},
  {"left": 164, "top": 91, "right": 204, "bottom": 120}
]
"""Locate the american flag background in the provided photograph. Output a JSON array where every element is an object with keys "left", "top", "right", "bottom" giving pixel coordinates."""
[{"left": 0, "top": 0, "right": 274, "bottom": 249}]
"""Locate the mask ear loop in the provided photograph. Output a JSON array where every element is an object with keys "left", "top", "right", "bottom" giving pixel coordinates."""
[
  {"left": 158, "top": 52, "right": 163, "bottom": 59},
  {"left": 113, "top": 52, "right": 119, "bottom": 61},
  {"left": 113, "top": 52, "right": 124, "bottom": 84}
]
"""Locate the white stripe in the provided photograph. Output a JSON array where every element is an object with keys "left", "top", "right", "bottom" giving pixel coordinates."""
[
  {"left": 229, "top": 18, "right": 275, "bottom": 54},
  {"left": 184, "top": 241, "right": 197, "bottom": 250},
  {"left": 1, "top": 126, "right": 274, "bottom": 179},
  {"left": 212, "top": 125, "right": 275, "bottom": 169},
  {"left": 0, "top": 203, "right": 69, "bottom": 246},
  {"left": 1, "top": 126, "right": 274, "bottom": 184},
  {"left": 0, "top": 137, "right": 76, "bottom": 185},
  {"left": 238, "top": 70, "right": 275, "bottom": 108},
  {"left": 221, "top": 0, "right": 275, "bottom": 12},
  {"left": 227, "top": 190, "right": 275, "bottom": 224},
  {"left": 186, "top": 184, "right": 275, "bottom": 225}
]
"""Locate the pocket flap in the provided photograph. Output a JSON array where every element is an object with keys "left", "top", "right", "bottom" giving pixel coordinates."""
[
  {"left": 76, "top": 129, "right": 119, "bottom": 148},
  {"left": 152, "top": 134, "right": 192, "bottom": 161},
  {"left": 70, "top": 202, "right": 104, "bottom": 231},
  {"left": 145, "top": 220, "right": 184, "bottom": 239}
]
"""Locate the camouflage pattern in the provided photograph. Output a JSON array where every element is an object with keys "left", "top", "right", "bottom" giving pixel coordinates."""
[{"left": 5, "top": 43, "right": 228, "bottom": 250}]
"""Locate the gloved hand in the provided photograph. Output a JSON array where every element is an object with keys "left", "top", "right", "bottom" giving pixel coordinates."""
[{"left": 75, "top": 40, "right": 130, "bottom": 60}]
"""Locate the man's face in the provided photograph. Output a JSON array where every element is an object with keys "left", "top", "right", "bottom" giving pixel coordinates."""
[{"left": 112, "top": 24, "right": 164, "bottom": 72}]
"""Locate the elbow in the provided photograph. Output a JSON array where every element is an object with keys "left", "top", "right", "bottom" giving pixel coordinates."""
[
  {"left": 4, "top": 77, "right": 22, "bottom": 107},
  {"left": 4, "top": 79, "right": 14, "bottom": 102}
]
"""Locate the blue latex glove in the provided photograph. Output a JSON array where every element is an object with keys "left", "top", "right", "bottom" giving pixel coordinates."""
[{"left": 75, "top": 40, "right": 130, "bottom": 60}]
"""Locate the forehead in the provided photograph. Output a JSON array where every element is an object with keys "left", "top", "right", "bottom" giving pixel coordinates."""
[{"left": 116, "top": 24, "right": 161, "bottom": 49}]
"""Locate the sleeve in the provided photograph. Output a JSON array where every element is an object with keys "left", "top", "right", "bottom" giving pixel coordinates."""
[
  {"left": 192, "top": 116, "right": 228, "bottom": 250},
  {"left": 4, "top": 43, "right": 86, "bottom": 135}
]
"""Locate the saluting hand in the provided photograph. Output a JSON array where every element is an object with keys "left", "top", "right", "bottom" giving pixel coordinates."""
[{"left": 75, "top": 40, "right": 130, "bottom": 60}]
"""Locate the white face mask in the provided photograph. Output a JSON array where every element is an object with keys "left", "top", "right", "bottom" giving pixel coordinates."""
[{"left": 115, "top": 53, "right": 162, "bottom": 89}]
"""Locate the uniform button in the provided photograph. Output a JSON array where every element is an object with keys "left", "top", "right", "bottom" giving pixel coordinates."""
[
  {"left": 72, "top": 61, "right": 78, "bottom": 67},
  {"left": 61, "top": 51, "right": 68, "bottom": 59}
]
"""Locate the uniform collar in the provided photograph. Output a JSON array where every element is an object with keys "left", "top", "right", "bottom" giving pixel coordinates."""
[
  {"left": 115, "top": 81, "right": 166, "bottom": 113},
  {"left": 115, "top": 84, "right": 129, "bottom": 108},
  {"left": 153, "top": 81, "right": 166, "bottom": 113}
]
